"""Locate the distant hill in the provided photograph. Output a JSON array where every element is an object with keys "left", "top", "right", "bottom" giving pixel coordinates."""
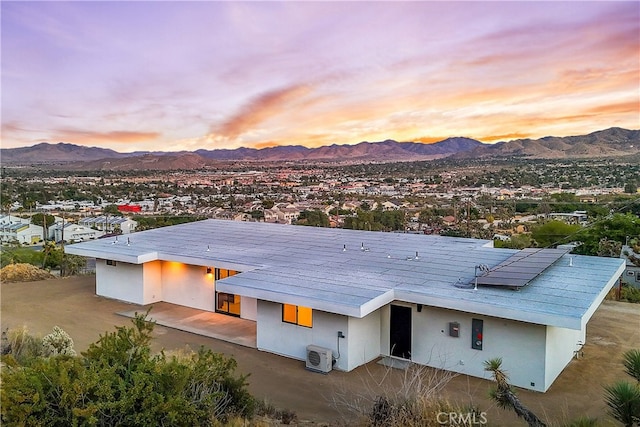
[
  {"left": 0, "top": 142, "right": 128, "bottom": 163},
  {"left": 0, "top": 137, "right": 485, "bottom": 168},
  {"left": 1, "top": 128, "right": 637, "bottom": 169},
  {"left": 455, "top": 127, "right": 639, "bottom": 159}
]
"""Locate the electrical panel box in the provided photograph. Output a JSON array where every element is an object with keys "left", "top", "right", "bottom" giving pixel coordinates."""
[
  {"left": 448, "top": 322, "right": 460, "bottom": 338},
  {"left": 471, "top": 318, "right": 483, "bottom": 350}
]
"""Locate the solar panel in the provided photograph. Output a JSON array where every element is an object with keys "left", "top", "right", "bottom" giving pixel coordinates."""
[{"left": 475, "top": 248, "right": 569, "bottom": 288}]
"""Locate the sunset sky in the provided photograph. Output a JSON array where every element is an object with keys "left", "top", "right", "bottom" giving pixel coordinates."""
[{"left": 2, "top": 1, "right": 638, "bottom": 152}]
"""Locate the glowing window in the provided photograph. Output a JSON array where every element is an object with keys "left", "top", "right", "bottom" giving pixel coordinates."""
[
  {"left": 216, "top": 292, "right": 241, "bottom": 316},
  {"left": 215, "top": 268, "right": 238, "bottom": 280},
  {"left": 282, "top": 304, "right": 312, "bottom": 328}
]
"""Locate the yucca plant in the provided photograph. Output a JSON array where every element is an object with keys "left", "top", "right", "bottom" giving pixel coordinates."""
[
  {"left": 484, "top": 358, "right": 546, "bottom": 427},
  {"left": 623, "top": 349, "right": 640, "bottom": 383},
  {"left": 603, "top": 380, "right": 640, "bottom": 427},
  {"left": 561, "top": 416, "right": 598, "bottom": 427}
]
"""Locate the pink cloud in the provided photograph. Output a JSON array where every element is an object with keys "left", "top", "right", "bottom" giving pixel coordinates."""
[{"left": 216, "top": 84, "right": 312, "bottom": 138}]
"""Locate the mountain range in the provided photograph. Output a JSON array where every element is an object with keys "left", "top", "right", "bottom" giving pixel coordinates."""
[{"left": 1, "top": 127, "right": 638, "bottom": 170}]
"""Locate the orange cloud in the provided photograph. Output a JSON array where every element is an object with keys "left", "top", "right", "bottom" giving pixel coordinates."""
[
  {"left": 480, "top": 132, "right": 532, "bottom": 143},
  {"left": 56, "top": 129, "right": 160, "bottom": 144},
  {"left": 253, "top": 140, "right": 282, "bottom": 149},
  {"left": 216, "top": 84, "right": 312, "bottom": 138},
  {"left": 586, "top": 101, "right": 639, "bottom": 115},
  {"left": 414, "top": 136, "right": 449, "bottom": 144}
]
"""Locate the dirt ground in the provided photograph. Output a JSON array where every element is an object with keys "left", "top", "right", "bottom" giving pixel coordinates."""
[{"left": 2, "top": 275, "right": 639, "bottom": 426}]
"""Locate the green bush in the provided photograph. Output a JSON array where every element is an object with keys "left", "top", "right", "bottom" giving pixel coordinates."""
[
  {"left": 0, "top": 246, "right": 44, "bottom": 268},
  {"left": 1, "top": 313, "right": 255, "bottom": 426},
  {"left": 621, "top": 285, "right": 640, "bottom": 304}
]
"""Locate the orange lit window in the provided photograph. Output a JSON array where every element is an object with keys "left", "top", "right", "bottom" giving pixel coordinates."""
[
  {"left": 215, "top": 268, "right": 238, "bottom": 280},
  {"left": 282, "top": 304, "right": 312, "bottom": 328},
  {"left": 216, "top": 292, "right": 241, "bottom": 316}
]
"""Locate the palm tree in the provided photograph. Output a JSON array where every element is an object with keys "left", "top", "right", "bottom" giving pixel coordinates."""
[{"left": 484, "top": 358, "right": 546, "bottom": 427}]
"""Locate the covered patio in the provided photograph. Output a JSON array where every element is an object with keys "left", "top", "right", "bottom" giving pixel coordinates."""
[{"left": 118, "top": 302, "right": 257, "bottom": 348}]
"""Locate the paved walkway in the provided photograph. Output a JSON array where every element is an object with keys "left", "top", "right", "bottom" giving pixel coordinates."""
[{"left": 118, "top": 302, "right": 257, "bottom": 348}]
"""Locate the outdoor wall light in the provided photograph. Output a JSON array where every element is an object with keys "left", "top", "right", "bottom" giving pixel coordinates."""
[{"left": 206, "top": 267, "right": 212, "bottom": 274}]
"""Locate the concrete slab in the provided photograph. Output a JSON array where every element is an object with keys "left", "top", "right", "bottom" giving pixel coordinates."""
[
  {"left": 377, "top": 356, "right": 410, "bottom": 370},
  {"left": 118, "top": 302, "right": 257, "bottom": 348}
]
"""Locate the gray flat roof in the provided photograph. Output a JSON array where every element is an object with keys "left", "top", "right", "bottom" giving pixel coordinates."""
[{"left": 66, "top": 219, "right": 625, "bottom": 329}]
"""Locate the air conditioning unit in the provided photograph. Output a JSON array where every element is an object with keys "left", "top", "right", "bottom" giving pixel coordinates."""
[{"left": 306, "top": 345, "right": 333, "bottom": 373}]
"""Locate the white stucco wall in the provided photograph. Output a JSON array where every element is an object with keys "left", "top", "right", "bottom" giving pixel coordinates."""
[
  {"left": 347, "top": 309, "right": 382, "bottom": 371},
  {"left": 545, "top": 325, "right": 584, "bottom": 391},
  {"left": 96, "top": 259, "right": 145, "bottom": 304},
  {"left": 161, "top": 262, "right": 215, "bottom": 311},
  {"left": 380, "top": 305, "right": 391, "bottom": 355},
  {"left": 142, "top": 261, "right": 163, "bottom": 305},
  {"left": 256, "top": 300, "right": 349, "bottom": 371},
  {"left": 241, "top": 296, "right": 258, "bottom": 321},
  {"left": 410, "top": 305, "right": 548, "bottom": 392},
  {"left": 95, "top": 260, "right": 256, "bottom": 320}
]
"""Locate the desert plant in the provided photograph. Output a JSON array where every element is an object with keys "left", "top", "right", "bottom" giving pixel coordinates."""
[
  {"left": 42, "top": 326, "right": 76, "bottom": 356},
  {"left": 560, "top": 417, "right": 599, "bottom": 427},
  {"left": 484, "top": 358, "right": 546, "bottom": 427},
  {"left": 330, "top": 361, "right": 476, "bottom": 426},
  {"left": 623, "top": 349, "right": 640, "bottom": 382},
  {"left": 602, "top": 348, "right": 640, "bottom": 426},
  {"left": 603, "top": 381, "right": 640, "bottom": 427},
  {"left": 1, "top": 313, "right": 255, "bottom": 426},
  {"left": 0, "top": 325, "right": 44, "bottom": 364},
  {"left": 621, "top": 285, "right": 640, "bottom": 304}
]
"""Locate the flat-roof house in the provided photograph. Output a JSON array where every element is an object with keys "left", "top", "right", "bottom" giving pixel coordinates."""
[
  {"left": 0, "top": 215, "right": 44, "bottom": 244},
  {"left": 65, "top": 219, "right": 624, "bottom": 392},
  {"left": 620, "top": 245, "right": 640, "bottom": 289},
  {"left": 78, "top": 216, "right": 137, "bottom": 234},
  {"left": 49, "top": 222, "right": 105, "bottom": 243}
]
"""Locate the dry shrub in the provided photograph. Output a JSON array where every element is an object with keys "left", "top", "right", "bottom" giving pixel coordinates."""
[
  {"left": 1, "top": 325, "right": 45, "bottom": 362},
  {"left": 330, "top": 361, "right": 480, "bottom": 427},
  {"left": 0, "top": 263, "right": 55, "bottom": 283},
  {"left": 254, "top": 398, "right": 298, "bottom": 425}
]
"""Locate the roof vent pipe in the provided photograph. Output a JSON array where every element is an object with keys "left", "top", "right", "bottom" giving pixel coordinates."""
[{"left": 474, "top": 264, "right": 490, "bottom": 291}]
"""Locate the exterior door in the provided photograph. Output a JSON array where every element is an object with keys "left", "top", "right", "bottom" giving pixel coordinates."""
[{"left": 390, "top": 305, "right": 412, "bottom": 359}]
